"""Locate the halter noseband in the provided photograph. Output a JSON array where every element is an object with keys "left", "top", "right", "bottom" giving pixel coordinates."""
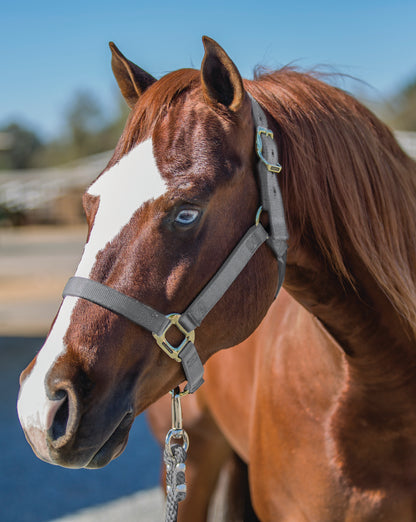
[{"left": 62, "top": 95, "right": 288, "bottom": 394}]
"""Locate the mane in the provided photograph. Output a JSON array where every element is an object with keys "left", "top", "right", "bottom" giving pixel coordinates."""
[{"left": 245, "top": 70, "right": 416, "bottom": 338}]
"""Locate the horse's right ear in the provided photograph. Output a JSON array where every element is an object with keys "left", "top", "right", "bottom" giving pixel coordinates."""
[
  {"left": 109, "top": 42, "right": 156, "bottom": 109},
  {"left": 201, "top": 36, "right": 245, "bottom": 112}
]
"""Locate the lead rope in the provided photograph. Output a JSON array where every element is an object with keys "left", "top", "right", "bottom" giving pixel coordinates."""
[{"left": 164, "top": 388, "right": 189, "bottom": 522}]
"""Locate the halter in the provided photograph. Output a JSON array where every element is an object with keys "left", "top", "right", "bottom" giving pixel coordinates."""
[{"left": 62, "top": 95, "right": 288, "bottom": 394}]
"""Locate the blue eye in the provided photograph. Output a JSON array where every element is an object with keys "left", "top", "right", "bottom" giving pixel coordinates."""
[{"left": 174, "top": 209, "right": 200, "bottom": 226}]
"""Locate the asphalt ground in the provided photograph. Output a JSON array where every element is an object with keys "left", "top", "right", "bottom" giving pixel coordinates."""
[{"left": 0, "top": 226, "right": 164, "bottom": 522}]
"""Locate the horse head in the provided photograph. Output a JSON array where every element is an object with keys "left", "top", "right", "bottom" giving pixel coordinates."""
[{"left": 17, "top": 37, "right": 278, "bottom": 468}]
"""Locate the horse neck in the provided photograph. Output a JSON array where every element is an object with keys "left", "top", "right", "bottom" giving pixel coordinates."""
[
  {"left": 265, "top": 80, "right": 416, "bottom": 380},
  {"left": 278, "top": 119, "right": 416, "bottom": 458},
  {"left": 282, "top": 223, "right": 416, "bottom": 489},
  {"left": 286, "top": 246, "right": 413, "bottom": 367},
  {"left": 249, "top": 72, "right": 416, "bottom": 487}
]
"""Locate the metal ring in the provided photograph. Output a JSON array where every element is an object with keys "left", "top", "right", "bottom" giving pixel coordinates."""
[
  {"left": 255, "top": 206, "right": 263, "bottom": 226},
  {"left": 152, "top": 314, "right": 195, "bottom": 363},
  {"left": 165, "top": 428, "right": 189, "bottom": 456}
]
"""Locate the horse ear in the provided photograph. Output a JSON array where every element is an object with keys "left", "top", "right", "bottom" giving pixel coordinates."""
[
  {"left": 201, "top": 36, "right": 245, "bottom": 112},
  {"left": 109, "top": 42, "right": 156, "bottom": 109}
]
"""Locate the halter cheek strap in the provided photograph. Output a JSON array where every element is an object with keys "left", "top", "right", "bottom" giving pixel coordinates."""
[{"left": 62, "top": 96, "right": 288, "bottom": 394}]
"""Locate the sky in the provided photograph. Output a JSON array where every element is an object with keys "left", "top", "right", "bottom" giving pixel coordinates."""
[{"left": 1, "top": 0, "right": 415, "bottom": 139}]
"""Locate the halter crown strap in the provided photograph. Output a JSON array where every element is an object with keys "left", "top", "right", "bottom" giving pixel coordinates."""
[
  {"left": 249, "top": 94, "right": 289, "bottom": 296},
  {"left": 62, "top": 95, "right": 288, "bottom": 394}
]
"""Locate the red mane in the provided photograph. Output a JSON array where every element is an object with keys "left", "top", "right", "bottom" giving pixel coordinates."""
[{"left": 246, "top": 71, "right": 416, "bottom": 338}]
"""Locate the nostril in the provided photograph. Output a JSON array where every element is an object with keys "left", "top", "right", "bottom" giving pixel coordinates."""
[
  {"left": 43, "top": 392, "right": 66, "bottom": 433},
  {"left": 46, "top": 384, "right": 81, "bottom": 449},
  {"left": 49, "top": 396, "right": 69, "bottom": 441}
]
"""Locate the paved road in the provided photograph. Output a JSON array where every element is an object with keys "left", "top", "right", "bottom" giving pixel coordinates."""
[{"left": 0, "top": 227, "right": 163, "bottom": 521}]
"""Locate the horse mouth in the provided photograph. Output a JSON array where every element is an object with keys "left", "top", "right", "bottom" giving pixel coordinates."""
[{"left": 85, "top": 411, "right": 134, "bottom": 469}]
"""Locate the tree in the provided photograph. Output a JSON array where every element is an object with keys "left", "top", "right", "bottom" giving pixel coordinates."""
[
  {"left": 0, "top": 122, "right": 43, "bottom": 169},
  {"left": 1, "top": 89, "right": 130, "bottom": 169},
  {"left": 388, "top": 77, "right": 416, "bottom": 131},
  {"left": 65, "top": 90, "right": 105, "bottom": 157}
]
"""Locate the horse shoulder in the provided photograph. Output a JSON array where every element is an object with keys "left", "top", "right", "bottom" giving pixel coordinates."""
[{"left": 206, "top": 290, "right": 349, "bottom": 520}]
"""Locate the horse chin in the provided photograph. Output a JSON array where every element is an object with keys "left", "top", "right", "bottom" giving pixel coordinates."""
[
  {"left": 41, "top": 411, "right": 135, "bottom": 469},
  {"left": 85, "top": 412, "right": 134, "bottom": 469}
]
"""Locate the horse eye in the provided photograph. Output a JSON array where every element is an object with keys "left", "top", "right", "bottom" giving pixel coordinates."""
[{"left": 174, "top": 209, "right": 200, "bottom": 226}]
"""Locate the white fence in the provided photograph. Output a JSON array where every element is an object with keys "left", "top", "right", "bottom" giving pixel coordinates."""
[
  {"left": 0, "top": 151, "right": 112, "bottom": 212},
  {"left": 395, "top": 131, "right": 416, "bottom": 161}
]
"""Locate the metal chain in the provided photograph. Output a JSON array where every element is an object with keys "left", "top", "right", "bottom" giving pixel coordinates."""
[{"left": 163, "top": 388, "right": 189, "bottom": 522}]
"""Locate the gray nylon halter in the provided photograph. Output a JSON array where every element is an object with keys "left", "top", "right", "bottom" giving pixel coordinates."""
[{"left": 62, "top": 95, "right": 288, "bottom": 394}]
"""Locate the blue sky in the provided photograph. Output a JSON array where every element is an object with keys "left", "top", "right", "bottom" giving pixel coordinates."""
[{"left": 1, "top": 0, "right": 415, "bottom": 138}]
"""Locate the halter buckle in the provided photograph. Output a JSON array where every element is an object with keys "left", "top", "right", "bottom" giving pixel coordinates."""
[
  {"left": 256, "top": 127, "right": 282, "bottom": 173},
  {"left": 153, "top": 314, "right": 196, "bottom": 363}
]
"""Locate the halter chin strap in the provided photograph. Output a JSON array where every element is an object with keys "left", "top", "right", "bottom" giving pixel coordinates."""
[{"left": 62, "top": 95, "right": 288, "bottom": 394}]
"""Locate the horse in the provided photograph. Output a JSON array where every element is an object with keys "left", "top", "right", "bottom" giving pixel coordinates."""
[{"left": 17, "top": 36, "right": 416, "bottom": 520}]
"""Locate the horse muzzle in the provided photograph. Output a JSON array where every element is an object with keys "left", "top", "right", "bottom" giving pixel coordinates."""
[{"left": 17, "top": 369, "right": 134, "bottom": 468}]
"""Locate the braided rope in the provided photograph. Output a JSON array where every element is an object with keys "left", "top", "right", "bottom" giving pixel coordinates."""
[{"left": 164, "top": 444, "right": 187, "bottom": 522}]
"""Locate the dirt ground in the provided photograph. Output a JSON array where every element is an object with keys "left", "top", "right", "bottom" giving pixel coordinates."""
[{"left": 0, "top": 225, "right": 87, "bottom": 335}]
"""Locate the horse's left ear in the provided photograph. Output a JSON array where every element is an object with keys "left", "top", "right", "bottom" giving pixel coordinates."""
[
  {"left": 109, "top": 42, "right": 156, "bottom": 109},
  {"left": 201, "top": 36, "right": 245, "bottom": 112}
]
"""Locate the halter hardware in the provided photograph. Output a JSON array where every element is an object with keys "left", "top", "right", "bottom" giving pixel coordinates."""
[
  {"left": 256, "top": 126, "right": 282, "bottom": 173},
  {"left": 255, "top": 206, "right": 263, "bottom": 226},
  {"left": 153, "top": 314, "right": 196, "bottom": 363},
  {"left": 165, "top": 387, "right": 189, "bottom": 456}
]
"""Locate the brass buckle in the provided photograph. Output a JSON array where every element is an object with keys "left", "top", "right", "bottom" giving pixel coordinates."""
[
  {"left": 256, "top": 127, "right": 282, "bottom": 173},
  {"left": 153, "top": 314, "right": 195, "bottom": 363}
]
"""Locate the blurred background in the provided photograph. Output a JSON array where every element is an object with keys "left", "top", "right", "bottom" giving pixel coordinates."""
[{"left": 1, "top": 1, "right": 415, "bottom": 521}]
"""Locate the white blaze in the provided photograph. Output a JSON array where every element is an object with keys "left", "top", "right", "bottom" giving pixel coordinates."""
[
  {"left": 76, "top": 139, "right": 167, "bottom": 277},
  {"left": 17, "top": 139, "right": 167, "bottom": 439}
]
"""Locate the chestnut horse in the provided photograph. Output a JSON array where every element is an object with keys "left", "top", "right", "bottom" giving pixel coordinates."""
[{"left": 17, "top": 36, "right": 416, "bottom": 520}]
